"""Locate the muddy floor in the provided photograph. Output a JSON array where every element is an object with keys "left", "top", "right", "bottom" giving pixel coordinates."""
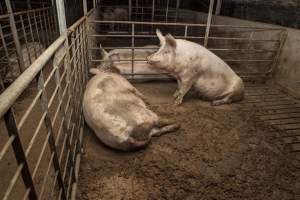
[{"left": 77, "top": 82, "right": 300, "bottom": 200}]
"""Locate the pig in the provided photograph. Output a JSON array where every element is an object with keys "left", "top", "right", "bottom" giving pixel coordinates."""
[
  {"left": 101, "top": 7, "right": 128, "bottom": 31},
  {"left": 82, "top": 67, "right": 180, "bottom": 151},
  {"left": 5, "top": 42, "right": 45, "bottom": 83},
  {"left": 147, "top": 29, "right": 245, "bottom": 106},
  {"left": 98, "top": 45, "right": 171, "bottom": 80}
]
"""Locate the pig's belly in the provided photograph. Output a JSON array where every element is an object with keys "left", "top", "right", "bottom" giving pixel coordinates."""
[{"left": 193, "top": 77, "right": 229, "bottom": 100}]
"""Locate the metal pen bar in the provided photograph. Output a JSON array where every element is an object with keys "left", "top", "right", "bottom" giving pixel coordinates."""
[
  {"left": 4, "top": 109, "right": 38, "bottom": 200},
  {"left": 24, "top": 113, "right": 47, "bottom": 157},
  {"left": 5, "top": 0, "right": 25, "bottom": 72},
  {"left": 0, "top": 24, "right": 12, "bottom": 76},
  {"left": 38, "top": 153, "right": 55, "bottom": 199},
  {"left": 37, "top": 71, "right": 67, "bottom": 200},
  {"left": 31, "top": 131, "right": 51, "bottom": 179},
  {"left": 27, "top": 12, "right": 38, "bottom": 59},
  {"left": 0, "top": 135, "right": 15, "bottom": 162},
  {"left": 2, "top": 164, "right": 24, "bottom": 200},
  {"left": 17, "top": 90, "right": 42, "bottom": 130},
  {"left": 20, "top": 15, "right": 33, "bottom": 65},
  {"left": 42, "top": 10, "right": 50, "bottom": 46}
]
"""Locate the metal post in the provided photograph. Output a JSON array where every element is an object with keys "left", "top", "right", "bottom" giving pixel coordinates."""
[
  {"left": 152, "top": 0, "right": 155, "bottom": 22},
  {"left": 204, "top": 0, "right": 214, "bottom": 47},
  {"left": 5, "top": 0, "right": 26, "bottom": 72},
  {"left": 27, "top": 0, "right": 31, "bottom": 9},
  {"left": 55, "top": 0, "right": 67, "bottom": 34},
  {"left": 166, "top": 0, "right": 169, "bottom": 23},
  {"left": 215, "top": 0, "right": 222, "bottom": 15},
  {"left": 83, "top": 0, "right": 87, "bottom": 15},
  {"left": 131, "top": 24, "right": 135, "bottom": 80},
  {"left": 93, "top": 0, "right": 96, "bottom": 8},
  {"left": 129, "top": 0, "right": 132, "bottom": 21}
]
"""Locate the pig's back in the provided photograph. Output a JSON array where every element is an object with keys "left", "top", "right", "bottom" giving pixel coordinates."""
[{"left": 176, "top": 39, "right": 238, "bottom": 77}]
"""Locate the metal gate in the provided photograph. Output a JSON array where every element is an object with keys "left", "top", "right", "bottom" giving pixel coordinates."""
[
  {"left": 0, "top": 11, "right": 89, "bottom": 200},
  {"left": 88, "top": 19, "right": 287, "bottom": 82}
]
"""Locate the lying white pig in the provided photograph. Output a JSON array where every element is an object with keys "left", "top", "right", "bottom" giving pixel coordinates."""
[
  {"left": 83, "top": 67, "right": 180, "bottom": 151},
  {"left": 5, "top": 42, "right": 45, "bottom": 83},
  {"left": 98, "top": 45, "right": 170, "bottom": 80},
  {"left": 147, "top": 29, "right": 245, "bottom": 106}
]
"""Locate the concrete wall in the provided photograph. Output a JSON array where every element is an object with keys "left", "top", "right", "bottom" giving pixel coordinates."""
[{"left": 192, "top": 11, "right": 300, "bottom": 96}]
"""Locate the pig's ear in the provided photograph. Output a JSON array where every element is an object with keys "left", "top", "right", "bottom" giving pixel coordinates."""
[
  {"left": 100, "top": 44, "right": 109, "bottom": 57},
  {"left": 165, "top": 34, "right": 177, "bottom": 48},
  {"left": 108, "top": 53, "right": 120, "bottom": 62},
  {"left": 156, "top": 29, "right": 165, "bottom": 45}
]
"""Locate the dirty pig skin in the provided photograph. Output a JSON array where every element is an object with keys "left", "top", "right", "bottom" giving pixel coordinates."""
[{"left": 83, "top": 67, "right": 180, "bottom": 151}]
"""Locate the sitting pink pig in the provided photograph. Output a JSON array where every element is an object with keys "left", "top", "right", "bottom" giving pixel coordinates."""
[{"left": 147, "top": 29, "right": 244, "bottom": 106}]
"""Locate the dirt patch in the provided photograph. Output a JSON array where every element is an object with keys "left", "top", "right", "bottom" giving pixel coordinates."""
[{"left": 78, "top": 82, "right": 300, "bottom": 200}]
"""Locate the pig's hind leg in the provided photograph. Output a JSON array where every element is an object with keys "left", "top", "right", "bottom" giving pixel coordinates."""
[
  {"left": 211, "top": 92, "right": 233, "bottom": 106},
  {"left": 150, "top": 124, "right": 180, "bottom": 137},
  {"left": 150, "top": 119, "right": 180, "bottom": 137}
]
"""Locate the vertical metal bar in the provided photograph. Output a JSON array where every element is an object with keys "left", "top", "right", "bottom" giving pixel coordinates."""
[
  {"left": 83, "top": 0, "right": 87, "bottom": 15},
  {"left": 46, "top": 9, "right": 54, "bottom": 43},
  {"left": 128, "top": 0, "right": 132, "bottom": 21},
  {"left": 38, "top": 10, "right": 46, "bottom": 46},
  {"left": 54, "top": 41, "right": 77, "bottom": 187},
  {"left": 37, "top": 71, "right": 67, "bottom": 200},
  {"left": 175, "top": 0, "right": 180, "bottom": 23},
  {"left": 0, "top": 24, "right": 12, "bottom": 75},
  {"left": 42, "top": 10, "right": 50, "bottom": 46},
  {"left": 131, "top": 23, "right": 135, "bottom": 80},
  {"left": 27, "top": 0, "right": 31, "bottom": 9},
  {"left": 3, "top": 109, "right": 38, "bottom": 200},
  {"left": 20, "top": 15, "right": 32, "bottom": 65},
  {"left": 151, "top": 0, "right": 155, "bottom": 22},
  {"left": 268, "top": 30, "right": 288, "bottom": 74},
  {"left": 51, "top": 0, "right": 59, "bottom": 35},
  {"left": 215, "top": 0, "right": 222, "bottom": 15},
  {"left": 55, "top": 0, "right": 67, "bottom": 34},
  {"left": 5, "top": 0, "right": 26, "bottom": 72},
  {"left": 27, "top": 12, "right": 38, "bottom": 59},
  {"left": 93, "top": 0, "right": 96, "bottom": 8},
  {"left": 204, "top": 0, "right": 214, "bottom": 47},
  {"left": 165, "top": 0, "right": 169, "bottom": 23},
  {"left": 33, "top": 11, "right": 43, "bottom": 54},
  {"left": 184, "top": 25, "right": 188, "bottom": 39}
]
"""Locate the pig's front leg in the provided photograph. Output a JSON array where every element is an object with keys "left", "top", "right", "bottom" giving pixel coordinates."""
[
  {"left": 173, "top": 79, "right": 182, "bottom": 98},
  {"left": 174, "top": 78, "right": 194, "bottom": 105}
]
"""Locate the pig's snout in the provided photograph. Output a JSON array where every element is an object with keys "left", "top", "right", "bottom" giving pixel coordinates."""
[{"left": 146, "top": 56, "right": 158, "bottom": 65}]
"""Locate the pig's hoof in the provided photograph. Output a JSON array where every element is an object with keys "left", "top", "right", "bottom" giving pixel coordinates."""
[
  {"left": 211, "top": 100, "right": 225, "bottom": 106},
  {"left": 174, "top": 99, "right": 183, "bottom": 106},
  {"left": 173, "top": 91, "right": 179, "bottom": 98}
]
